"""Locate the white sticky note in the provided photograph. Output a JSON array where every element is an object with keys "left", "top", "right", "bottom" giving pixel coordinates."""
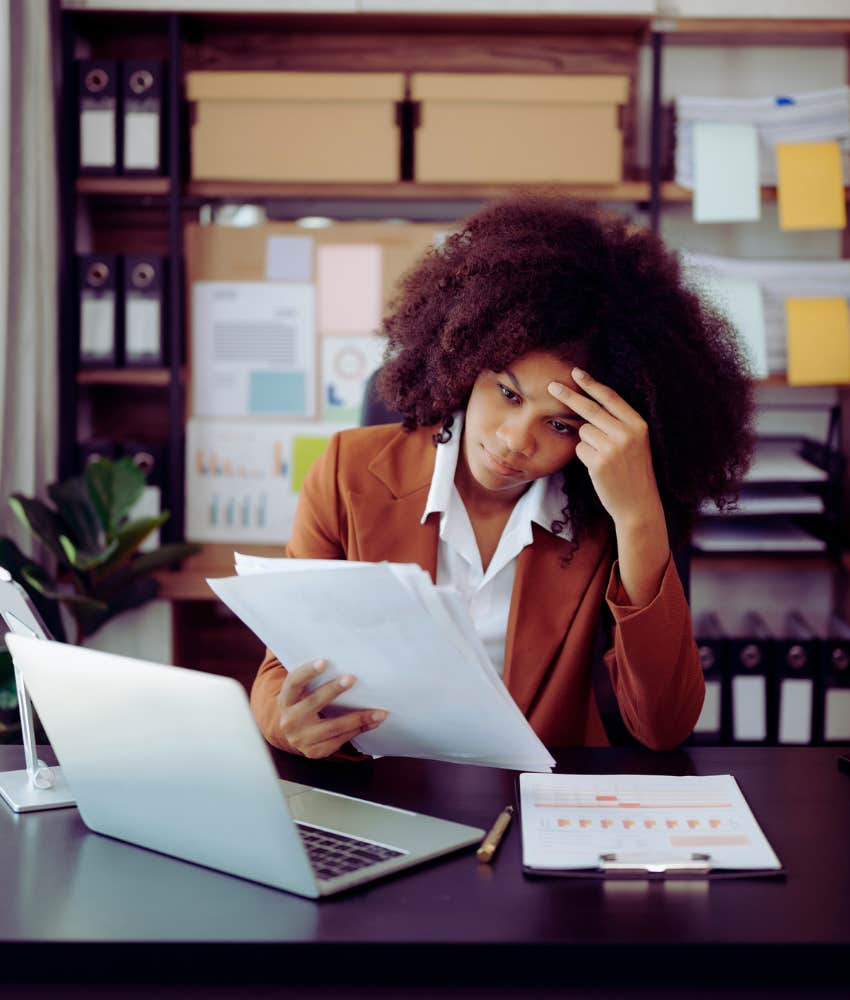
[
  {"left": 80, "top": 108, "right": 116, "bottom": 168},
  {"left": 699, "top": 273, "right": 768, "bottom": 378},
  {"left": 778, "top": 678, "right": 813, "bottom": 744},
  {"left": 265, "top": 236, "right": 314, "bottom": 282},
  {"left": 124, "top": 111, "right": 159, "bottom": 170},
  {"left": 825, "top": 689, "right": 850, "bottom": 741},
  {"left": 317, "top": 244, "right": 382, "bottom": 334},
  {"left": 693, "top": 121, "right": 761, "bottom": 224},
  {"left": 693, "top": 678, "right": 721, "bottom": 734},
  {"left": 732, "top": 675, "right": 767, "bottom": 742}
]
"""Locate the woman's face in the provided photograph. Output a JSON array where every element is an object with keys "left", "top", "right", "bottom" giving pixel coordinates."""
[{"left": 458, "top": 349, "right": 585, "bottom": 505}]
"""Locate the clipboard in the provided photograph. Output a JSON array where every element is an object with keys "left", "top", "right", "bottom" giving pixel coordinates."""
[{"left": 517, "top": 772, "right": 784, "bottom": 881}]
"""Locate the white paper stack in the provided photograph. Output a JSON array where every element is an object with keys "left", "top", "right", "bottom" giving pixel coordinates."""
[
  {"left": 208, "top": 554, "right": 555, "bottom": 772},
  {"left": 682, "top": 251, "right": 850, "bottom": 375},
  {"left": 675, "top": 86, "right": 850, "bottom": 187}
]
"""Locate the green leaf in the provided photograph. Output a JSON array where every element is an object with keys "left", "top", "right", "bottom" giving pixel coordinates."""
[
  {"left": 91, "top": 515, "right": 170, "bottom": 578},
  {"left": 8, "top": 495, "right": 66, "bottom": 562},
  {"left": 85, "top": 458, "right": 146, "bottom": 536},
  {"left": 59, "top": 533, "right": 119, "bottom": 572},
  {"left": 48, "top": 475, "right": 102, "bottom": 553},
  {"left": 123, "top": 542, "right": 202, "bottom": 579}
]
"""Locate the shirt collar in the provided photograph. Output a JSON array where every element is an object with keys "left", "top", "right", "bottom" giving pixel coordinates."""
[{"left": 420, "top": 410, "right": 573, "bottom": 541}]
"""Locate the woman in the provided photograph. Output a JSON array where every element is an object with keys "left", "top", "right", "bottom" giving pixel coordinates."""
[{"left": 251, "top": 194, "right": 754, "bottom": 758}]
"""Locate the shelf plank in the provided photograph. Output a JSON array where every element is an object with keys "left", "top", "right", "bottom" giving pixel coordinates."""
[
  {"left": 186, "top": 180, "right": 659, "bottom": 203},
  {"left": 154, "top": 542, "right": 282, "bottom": 602},
  {"left": 77, "top": 368, "right": 173, "bottom": 387},
  {"left": 76, "top": 176, "right": 169, "bottom": 197},
  {"left": 659, "top": 18, "right": 850, "bottom": 45}
]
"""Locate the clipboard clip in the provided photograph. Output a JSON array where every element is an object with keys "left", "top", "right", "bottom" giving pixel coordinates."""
[{"left": 598, "top": 852, "right": 712, "bottom": 877}]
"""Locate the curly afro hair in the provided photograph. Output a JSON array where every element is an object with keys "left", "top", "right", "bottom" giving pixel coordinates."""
[{"left": 377, "top": 193, "right": 755, "bottom": 545}]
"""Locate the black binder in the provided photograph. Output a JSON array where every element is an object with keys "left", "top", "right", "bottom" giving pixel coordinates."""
[
  {"left": 122, "top": 61, "right": 164, "bottom": 175},
  {"left": 78, "top": 254, "right": 119, "bottom": 368},
  {"left": 77, "top": 59, "right": 119, "bottom": 174},
  {"left": 820, "top": 615, "right": 850, "bottom": 744},
  {"left": 123, "top": 256, "right": 166, "bottom": 366},
  {"left": 728, "top": 612, "right": 775, "bottom": 745},
  {"left": 776, "top": 611, "right": 819, "bottom": 745},
  {"left": 690, "top": 612, "right": 727, "bottom": 745}
]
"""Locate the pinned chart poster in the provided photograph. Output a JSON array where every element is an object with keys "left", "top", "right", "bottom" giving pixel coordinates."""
[
  {"left": 692, "top": 121, "right": 761, "bottom": 223},
  {"left": 192, "top": 281, "right": 316, "bottom": 418},
  {"left": 776, "top": 141, "right": 847, "bottom": 230},
  {"left": 317, "top": 244, "right": 383, "bottom": 334},
  {"left": 785, "top": 297, "right": 850, "bottom": 385},
  {"left": 321, "top": 335, "right": 386, "bottom": 423},
  {"left": 698, "top": 272, "right": 768, "bottom": 378},
  {"left": 185, "top": 418, "right": 346, "bottom": 543}
]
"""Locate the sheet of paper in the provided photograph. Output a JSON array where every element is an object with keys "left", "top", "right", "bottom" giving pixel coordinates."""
[
  {"left": 208, "top": 562, "right": 554, "bottom": 771},
  {"left": 519, "top": 772, "right": 781, "bottom": 873},
  {"left": 316, "top": 244, "right": 382, "bottom": 334},
  {"left": 776, "top": 140, "right": 847, "bottom": 231},
  {"left": 697, "top": 272, "right": 768, "bottom": 378},
  {"left": 684, "top": 251, "right": 850, "bottom": 375},
  {"left": 785, "top": 297, "right": 850, "bottom": 385},
  {"left": 265, "top": 235, "right": 314, "bottom": 282},
  {"left": 692, "top": 121, "right": 761, "bottom": 223},
  {"left": 185, "top": 420, "right": 346, "bottom": 543},
  {"left": 321, "top": 334, "right": 386, "bottom": 423},
  {"left": 192, "top": 281, "right": 316, "bottom": 418}
]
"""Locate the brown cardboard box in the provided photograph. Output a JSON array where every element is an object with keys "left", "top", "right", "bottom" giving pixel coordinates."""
[
  {"left": 186, "top": 72, "right": 406, "bottom": 182},
  {"left": 411, "top": 74, "right": 629, "bottom": 184}
]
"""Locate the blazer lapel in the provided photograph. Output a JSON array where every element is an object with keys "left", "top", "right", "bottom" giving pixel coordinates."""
[
  {"left": 348, "top": 425, "right": 440, "bottom": 581},
  {"left": 503, "top": 524, "right": 612, "bottom": 713}
]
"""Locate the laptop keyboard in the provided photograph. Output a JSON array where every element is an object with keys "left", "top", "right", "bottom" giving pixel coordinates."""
[{"left": 296, "top": 822, "right": 406, "bottom": 881}]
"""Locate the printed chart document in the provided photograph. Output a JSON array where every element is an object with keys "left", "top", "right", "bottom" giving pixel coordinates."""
[
  {"left": 519, "top": 773, "right": 782, "bottom": 878},
  {"left": 208, "top": 555, "right": 555, "bottom": 772}
]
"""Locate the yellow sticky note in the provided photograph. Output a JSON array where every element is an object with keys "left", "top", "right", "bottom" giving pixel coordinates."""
[
  {"left": 785, "top": 298, "right": 850, "bottom": 385},
  {"left": 292, "top": 435, "right": 332, "bottom": 493},
  {"left": 776, "top": 141, "right": 847, "bottom": 231}
]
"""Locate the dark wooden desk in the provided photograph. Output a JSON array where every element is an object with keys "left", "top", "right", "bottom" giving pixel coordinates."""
[{"left": 1, "top": 744, "right": 849, "bottom": 993}]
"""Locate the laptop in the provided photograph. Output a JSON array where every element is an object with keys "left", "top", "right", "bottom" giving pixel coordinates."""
[{"left": 5, "top": 634, "right": 484, "bottom": 898}]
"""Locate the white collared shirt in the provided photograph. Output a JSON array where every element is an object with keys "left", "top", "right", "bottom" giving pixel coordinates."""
[{"left": 420, "top": 411, "right": 573, "bottom": 677}]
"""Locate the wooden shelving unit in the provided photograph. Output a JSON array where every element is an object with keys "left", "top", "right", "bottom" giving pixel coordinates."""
[{"left": 59, "top": 6, "right": 850, "bottom": 674}]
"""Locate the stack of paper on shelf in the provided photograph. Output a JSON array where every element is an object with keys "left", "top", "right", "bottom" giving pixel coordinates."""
[
  {"left": 675, "top": 86, "right": 850, "bottom": 188},
  {"left": 683, "top": 251, "right": 850, "bottom": 377},
  {"left": 693, "top": 439, "right": 830, "bottom": 554},
  {"left": 207, "top": 554, "right": 555, "bottom": 772}
]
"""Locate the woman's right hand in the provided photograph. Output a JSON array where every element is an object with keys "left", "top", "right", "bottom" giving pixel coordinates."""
[{"left": 276, "top": 659, "right": 388, "bottom": 759}]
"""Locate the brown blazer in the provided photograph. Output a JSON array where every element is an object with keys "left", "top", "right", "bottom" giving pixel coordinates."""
[{"left": 250, "top": 423, "right": 705, "bottom": 752}]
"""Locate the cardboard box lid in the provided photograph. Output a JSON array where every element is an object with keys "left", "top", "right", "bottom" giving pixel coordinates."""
[
  {"left": 411, "top": 73, "right": 629, "bottom": 105},
  {"left": 186, "top": 71, "right": 406, "bottom": 103}
]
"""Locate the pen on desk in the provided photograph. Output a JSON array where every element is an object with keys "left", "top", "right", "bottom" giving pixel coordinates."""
[{"left": 476, "top": 805, "right": 514, "bottom": 863}]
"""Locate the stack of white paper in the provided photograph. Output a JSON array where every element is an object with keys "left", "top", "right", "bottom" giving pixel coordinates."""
[
  {"left": 675, "top": 86, "right": 850, "bottom": 187},
  {"left": 683, "top": 252, "right": 850, "bottom": 375},
  {"left": 208, "top": 555, "right": 555, "bottom": 772}
]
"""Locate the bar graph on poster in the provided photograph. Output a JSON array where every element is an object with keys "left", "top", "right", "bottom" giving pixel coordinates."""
[{"left": 185, "top": 418, "right": 347, "bottom": 543}]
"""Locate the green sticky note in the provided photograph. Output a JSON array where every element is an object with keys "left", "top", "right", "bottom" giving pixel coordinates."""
[{"left": 292, "top": 435, "right": 332, "bottom": 493}]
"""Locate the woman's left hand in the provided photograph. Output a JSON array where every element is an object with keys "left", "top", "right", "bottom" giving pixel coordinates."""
[{"left": 548, "top": 368, "right": 664, "bottom": 532}]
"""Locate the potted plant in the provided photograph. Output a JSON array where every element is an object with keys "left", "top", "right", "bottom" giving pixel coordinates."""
[{"left": 0, "top": 457, "right": 199, "bottom": 740}]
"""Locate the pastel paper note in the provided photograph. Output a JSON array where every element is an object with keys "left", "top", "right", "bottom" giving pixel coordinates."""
[
  {"left": 699, "top": 272, "right": 768, "bottom": 378},
  {"left": 692, "top": 121, "right": 761, "bottom": 223},
  {"left": 265, "top": 235, "right": 313, "bottom": 282},
  {"left": 776, "top": 141, "right": 847, "bottom": 231},
  {"left": 317, "top": 244, "right": 383, "bottom": 334},
  {"left": 784, "top": 297, "right": 850, "bottom": 385}
]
